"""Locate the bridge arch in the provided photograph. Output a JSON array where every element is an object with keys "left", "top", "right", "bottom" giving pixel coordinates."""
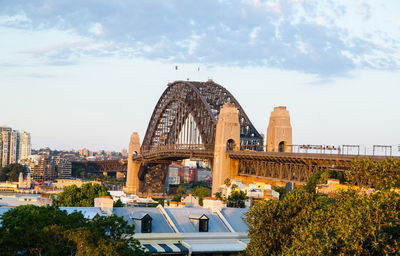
[{"left": 141, "top": 80, "right": 263, "bottom": 151}]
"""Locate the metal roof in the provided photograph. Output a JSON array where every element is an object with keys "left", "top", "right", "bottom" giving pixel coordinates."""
[
  {"left": 165, "top": 208, "right": 230, "bottom": 233},
  {"left": 220, "top": 208, "right": 249, "bottom": 233},
  {"left": 113, "top": 207, "right": 174, "bottom": 233},
  {"left": 59, "top": 207, "right": 107, "bottom": 219}
]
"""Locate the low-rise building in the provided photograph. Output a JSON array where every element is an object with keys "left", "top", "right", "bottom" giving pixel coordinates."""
[
  {"left": 220, "top": 179, "right": 279, "bottom": 201},
  {"left": 0, "top": 197, "right": 251, "bottom": 255},
  {"left": 0, "top": 194, "right": 52, "bottom": 207}
]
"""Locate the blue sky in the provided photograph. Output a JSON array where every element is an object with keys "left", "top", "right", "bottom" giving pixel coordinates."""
[{"left": 0, "top": 0, "right": 399, "bottom": 154}]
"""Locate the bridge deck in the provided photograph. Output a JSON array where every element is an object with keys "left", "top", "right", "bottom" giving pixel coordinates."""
[
  {"left": 228, "top": 151, "right": 394, "bottom": 162},
  {"left": 133, "top": 149, "right": 213, "bottom": 162}
]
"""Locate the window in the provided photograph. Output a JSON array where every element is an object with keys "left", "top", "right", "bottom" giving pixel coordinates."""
[
  {"left": 141, "top": 214, "right": 152, "bottom": 233},
  {"left": 279, "top": 141, "right": 285, "bottom": 152},
  {"left": 199, "top": 218, "right": 208, "bottom": 232},
  {"left": 226, "top": 139, "right": 235, "bottom": 151}
]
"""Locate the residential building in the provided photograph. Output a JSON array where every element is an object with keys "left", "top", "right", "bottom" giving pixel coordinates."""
[
  {"left": 220, "top": 179, "right": 280, "bottom": 201},
  {"left": 55, "top": 158, "right": 72, "bottom": 179},
  {"left": 0, "top": 196, "right": 251, "bottom": 255},
  {"left": 16, "top": 130, "right": 31, "bottom": 162},
  {"left": 0, "top": 127, "right": 16, "bottom": 167},
  {"left": 0, "top": 127, "right": 31, "bottom": 167},
  {"left": 31, "top": 157, "right": 55, "bottom": 183}
]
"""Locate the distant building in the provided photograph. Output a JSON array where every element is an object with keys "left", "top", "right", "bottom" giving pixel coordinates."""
[
  {"left": 121, "top": 149, "right": 128, "bottom": 158},
  {"left": 0, "top": 127, "right": 31, "bottom": 167},
  {"left": 16, "top": 130, "right": 31, "bottom": 162},
  {"left": 56, "top": 158, "right": 72, "bottom": 179},
  {"left": 52, "top": 179, "right": 102, "bottom": 190},
  {"left": 32, "top": 157, "right": 55, "bottom": 183},
  {"left": 220, "top": 179, "right": 279, "bottom": 201},
  {"left": 0, "top": 127, "right": 17, "bottom": 167}
]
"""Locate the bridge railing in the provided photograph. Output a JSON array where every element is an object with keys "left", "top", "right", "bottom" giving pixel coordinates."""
[
  {"left": 140, "top": 144, "right": 214, "bottom": 154},
  {"left": 237, "top": 144, "right": 396, "bottom": 157}
]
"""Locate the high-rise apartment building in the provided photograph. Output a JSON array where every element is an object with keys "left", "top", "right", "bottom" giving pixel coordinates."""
[
  {"left": 17, "top": 130, "right": 31, "bottom": 162},
  {"left": 0, "top": 127, "right": 17, "bottom": 167},
  {"left": 0, "top": 127, "right": 31, "bottom": 167}
]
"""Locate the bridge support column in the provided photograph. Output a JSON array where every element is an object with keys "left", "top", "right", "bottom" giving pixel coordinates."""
[
  {"left": 212, "top": 103, "right": 240, "bottom": 195},
  {"left": 267, "top": 106, "right": 292, "bottom": 152},
  {"left": 125, "top": 132, "right": 141, "bottom": 195}
]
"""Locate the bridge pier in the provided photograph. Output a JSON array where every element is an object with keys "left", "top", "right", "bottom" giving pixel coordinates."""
[
  {"left": 125, "top": 132, "right": 141, "bottom": 194},
  {"left": 267, "top": 106, "right": 292, "bottom": 152},
  {"left": 212, "top": 103, "right": 240, "bottom": 195}
]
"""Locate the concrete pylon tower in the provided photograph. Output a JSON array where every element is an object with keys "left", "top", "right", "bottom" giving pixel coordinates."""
[
  {"left": 212, "top": 103, "right": 240, "bottom": 195},
  {"left": 125, "top": 132, "right": 141, "bottom": 194},
  {"left": 267, "top": 106, "right": 292, "bottom": 152}
]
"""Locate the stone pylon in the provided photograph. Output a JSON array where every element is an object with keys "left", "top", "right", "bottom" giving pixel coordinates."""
[
  {"left": 267, "top": 106, "right": 292, "bottom": 152},
  {"left": 212, "top": 103, "right": 240, "bottom": 195},
  {"left": 125, "top": 132, "right": 141, "bottom": 194}
]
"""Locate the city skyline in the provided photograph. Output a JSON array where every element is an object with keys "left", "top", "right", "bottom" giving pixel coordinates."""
[{"left": 1, "top": 1, "right": 399, "bottom": 152}]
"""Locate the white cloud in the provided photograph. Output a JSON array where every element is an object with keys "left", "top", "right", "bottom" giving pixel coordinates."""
[
  {"left": 315, "top": 17, "right": 325, "bottom": 26},
  {"left": 18, "top": 40, "right": 91, "bottom": 54},
  {"left": 1, "top": 0, "right": 399, "bottom": 76},
  {"left": 90, "top": 23, "right": 104, "bottom": 36},
  {"left": 267, "top": 1, "right": 281, "bottom": 14},
  {"left": 357, "top": 2, "right": 371, "bottom": 19}
]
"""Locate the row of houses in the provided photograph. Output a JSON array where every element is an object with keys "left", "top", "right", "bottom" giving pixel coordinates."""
[{"left": 0, "top": 197, "right": 250, "bottom": 256}]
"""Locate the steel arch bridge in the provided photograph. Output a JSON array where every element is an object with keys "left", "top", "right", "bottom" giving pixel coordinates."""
[
  {"left": 127, "top": 80, "right": 397, "bottom": 195},
  {"left": 141, "top": 80, "right": 263, "bottom": 151}
]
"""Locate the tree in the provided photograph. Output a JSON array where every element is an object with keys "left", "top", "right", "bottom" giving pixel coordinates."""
[
  {"left": 214, "top": 192, "right": 223, "bottom": 200},
  {"left": 271, "top": 185, "right": 286, "bottom": 200},
  {"left": 191, "top": 185, "right": 211, "bottom": 206},
  {"left": 171, "top": 185, "right": 187, "bottom": 202},
  {"left": 113, "top": 199, "right": 124, "bottom": 207},
  {"left": 224, "top": 177, "right": 231, "bottom": 187},
  {"left": 226, "top": 189, "right": 247, "bottom": 208},
  {"left": 346, "top": 157, "right": 400, "bottom": 190},
  {"left": 0, "top": 163, "right": 27, "bottom": 182},
  {"left": 52, "top": 183, "right": 110, "bottom": 207},
  {"left": 304, "top": 169, "right": 345, "bottom": 193},
  {"left": 0, "top": 205, "right": 149, "bottom": 256},
  {"left": 176, "top": 185, "right": 186, "bottom": 195},
  {"left": 245, "top": 189, "right": 400, "bottom": 256}
]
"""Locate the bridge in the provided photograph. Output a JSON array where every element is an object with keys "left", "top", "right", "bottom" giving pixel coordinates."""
[{"left": 126, "top": 80, "right": 395, "bottom": 195}]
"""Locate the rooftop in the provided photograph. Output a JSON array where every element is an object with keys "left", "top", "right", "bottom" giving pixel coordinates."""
[{"left": 164, "top": 207, "right": 230, "bottom": 233}]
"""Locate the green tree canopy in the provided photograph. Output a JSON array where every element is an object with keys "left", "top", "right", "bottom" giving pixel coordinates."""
[
  {"left": 346, "top": 157, "right": 400, "bottom": 190},
  {"left": 0, "top": 205, "right": 149, "bottom": 256},
  {"left": 190, "top": 185, "right": 211, "bottom": 206},
  {"left": 245, "top": 189, "right": 400, "bottom": 255},
  {"left": 226, "top": 189, "right": 247, "bottom": 208},
  {"left": 0, "top": 163, "right": 28, "bottom": 182},
  {"left": 52, "top": 183, "right": 110, "bottom": 207}
]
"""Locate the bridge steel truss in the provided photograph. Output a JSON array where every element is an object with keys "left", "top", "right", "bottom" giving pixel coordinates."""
[
  {"left": 228, "top": 151, "right": 355, "bottom": 183},
  {"left": 141, "top": 80, "right": 264, "bottom": 152}
]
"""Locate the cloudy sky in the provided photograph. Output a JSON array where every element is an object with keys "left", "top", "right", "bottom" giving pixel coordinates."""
[{"left": 1, "top": 0, "right": 399, "bottom": 154}]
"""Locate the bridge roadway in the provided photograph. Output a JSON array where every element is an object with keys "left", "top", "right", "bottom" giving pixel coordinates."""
[
  {"left": 132, "top": 144, "right": 214, "bottom": 163},
  {"left": 131, "top": 146, "right": 398, "bottom": 184},
  {"left": 229, "top": 151, "right": 399, "bottom": 183}
]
